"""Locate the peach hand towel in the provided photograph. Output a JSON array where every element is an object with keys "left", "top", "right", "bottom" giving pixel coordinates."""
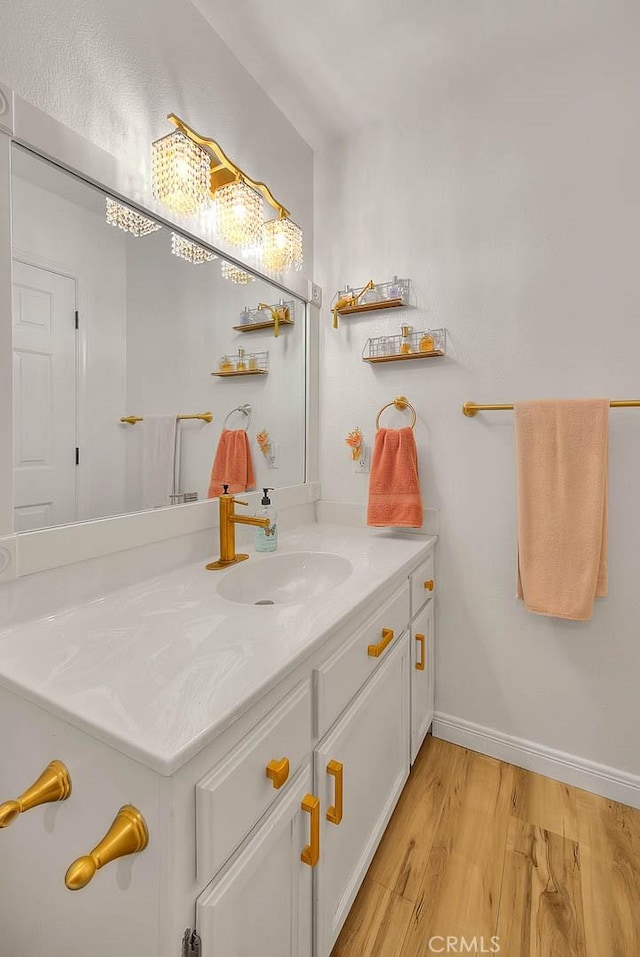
[
  {"left": 207, "top": 429, "right": 255, "bottom": 498},
  {"left": 367, "top": 427, "right": 423, "bottom": 528},
  {"left": 515, "top": 399, "right": 608, "bottom": 621}
]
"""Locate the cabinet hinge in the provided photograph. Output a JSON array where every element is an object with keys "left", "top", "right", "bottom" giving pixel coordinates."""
[
  {"left": 74, "top": 310, "right": 79, "bottom": 329},
  {"left": 75, "top": 447, "right": 80, "bottom": 466},
  {"left": 181, "top": 929, "right": 201, "bottom": 957}
]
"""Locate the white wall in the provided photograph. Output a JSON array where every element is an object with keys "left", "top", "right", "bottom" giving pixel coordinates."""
[
  {"left": 11, "top": 173, "right": 128, "bottom": 522},
  {"left": 316, "top": 12, "right": 640, "bottom": 775}
]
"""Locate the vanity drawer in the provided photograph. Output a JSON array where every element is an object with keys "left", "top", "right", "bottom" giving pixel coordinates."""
[
  {"left": 410, "top": 551, "right": 435, "bottom": 617},
  {"left": 196, "top": 679, "right": 312, "bottom": 883},
  {"left": 315, "top": 582, "right": 410, "bottom": 739}
]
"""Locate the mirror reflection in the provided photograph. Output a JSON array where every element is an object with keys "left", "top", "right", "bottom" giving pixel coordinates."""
[{"left": 10, "top": 146, "right": 306, "bottom": 532}]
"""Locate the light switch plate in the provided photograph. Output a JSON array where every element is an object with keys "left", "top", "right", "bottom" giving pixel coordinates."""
[{"left": 308, "top": 281, "right": 322, "bottom": 308}]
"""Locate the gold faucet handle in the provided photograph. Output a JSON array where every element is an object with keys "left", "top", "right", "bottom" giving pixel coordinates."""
[
  {"left": 0, "top": 760, "right": 72, "bottom": 828},
  {"left": 65, "top": 805, "right": 149, "bottom": 890},
  {"left": 232, "top": 498, "right": 248, "bottom": 507}
]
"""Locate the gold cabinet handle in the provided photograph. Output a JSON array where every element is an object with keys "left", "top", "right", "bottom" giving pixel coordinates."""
[
  {"left": 326, "top": 760, "right": 343, "bottom": 826},
  {"left": 424, "top": 579, "right": 435, "bottom": 591},
  {"left": 415, "top": 633, "right": 426, "bottom": 671},
  {"left": 300, "top": 794, "right": 320, "bottom": 867},
  {"left": 65, "top": 805, "right": 149, "bottom": 890},
  {"left": 0, "top": 760, "right": 71, "bottom": 829},
  {"left": 367, "top": 627, "right": 394, "bottom": 658},
  {"left": 265, "top": 757, "right": 290, "bottom": 789}
]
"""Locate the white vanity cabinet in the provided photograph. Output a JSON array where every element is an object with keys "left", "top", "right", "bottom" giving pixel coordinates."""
[{"left": 0, "top": 535, "right": 436, "bottom": 957}]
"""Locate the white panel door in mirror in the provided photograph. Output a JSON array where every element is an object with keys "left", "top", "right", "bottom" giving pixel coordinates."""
[{"left": 12, "top": 260, "right": 77, "bottom": 530}]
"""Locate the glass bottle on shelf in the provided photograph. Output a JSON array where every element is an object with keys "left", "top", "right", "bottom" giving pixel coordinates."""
[
  {"left": 236, "top": 347, "right": 247, "bottom": 372},
  {"left": 400, "top": 325, "right": 413, "bottom": 355},
  {"left": 388, "top": 276, "right": 401, "bottom": 300},
  {"left": 219, "top": 355, "right": 233, "bottom": 373},
  {"left": 419, "top": 331, "right": 435, "bottom": 353},
  {"left": 240, "top": 305, "right": 252, "bottom": 326},
  {"left": 248, "top": 353, "right": 258, "bottom": 371},
  {"left": 378, "top": 336, "right": 390, "bottom": 357}
]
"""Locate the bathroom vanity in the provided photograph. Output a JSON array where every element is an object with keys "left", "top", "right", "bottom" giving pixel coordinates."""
[{"left": 0, "top": 524, "right": 436, "bottom": 957}]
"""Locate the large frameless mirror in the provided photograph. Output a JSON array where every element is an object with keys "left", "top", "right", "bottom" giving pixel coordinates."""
[{"left": 10, "top": 145, "right": 306, "bottom": 531}]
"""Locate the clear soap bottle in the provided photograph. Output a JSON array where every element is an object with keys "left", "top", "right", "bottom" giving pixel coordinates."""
[
  {"left": 400, "top": 325, "right": 413, "bottom": 355},
  {"left": 255, "top": 488, "right": 277, "bottom": 552}
]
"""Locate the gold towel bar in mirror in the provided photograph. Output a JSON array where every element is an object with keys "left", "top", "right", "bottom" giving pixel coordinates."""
[
  {"left": 462, "top": 400, "right": 640, "bottom": 417},
  {"left": 120, "top": 412, "right": 213, "bottom": 425},
  {"left": 376, "top": 396, "right": 417, "bottom": 430}
]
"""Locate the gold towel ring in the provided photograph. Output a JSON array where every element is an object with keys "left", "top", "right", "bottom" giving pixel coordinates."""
[{"left": 376, "top": 396, "right": 417, "bottom": 430}]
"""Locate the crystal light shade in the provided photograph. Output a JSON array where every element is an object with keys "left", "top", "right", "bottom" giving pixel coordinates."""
[
  {"left": 171, "top": 233, "right": 216, "bottom": 265},
  {"left": 221, "top": 261, "right": 255, "bottom": 284},
  {"left": 152, "top": 130, "right": 210, "bottom": 216},
  {"left": 261, "top": 217, "right": 304, "bottom": 272},
  {"left": 105, "top": 198, "right": 161, "bottom": 237},
  {"left": 214, "top": 180, "right": 263, "bottom": 248}
]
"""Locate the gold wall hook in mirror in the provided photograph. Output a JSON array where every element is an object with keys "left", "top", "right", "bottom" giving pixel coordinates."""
[
  {"left": 64, "top": 805, "right": 149, "bottom": 890},
  {"left": 0, "top": 760, "right": 72, "bottom": 829}
]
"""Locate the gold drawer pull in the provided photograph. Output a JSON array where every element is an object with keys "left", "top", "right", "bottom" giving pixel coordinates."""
[
  {"left": 367, "top": 627, "right": 394, "bottom": 658},
  {"left": 415, "top": 633, "right": 426, "bottom": 671},
  {"left": 326, "top": 760, "right": 343, "bottom": 826},
  {"left": 424, "top": 579, "right": 435, "bottom": 591},
  {"left": 65, "top": 805, "right": 149, "bottom": 890},
  {"left": 0, "top": 760, "right": 71, "bottom": 829},
  {"left": 266, "top": 757, "right": 290, "bottom": 789},
  {"left": 300, "top": 794, "right": 320, "bottom": 867}
]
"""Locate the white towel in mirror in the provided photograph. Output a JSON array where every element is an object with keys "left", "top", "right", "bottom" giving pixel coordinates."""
[{"left": 141, "top": 415, "right": 178, "bottom": 509}]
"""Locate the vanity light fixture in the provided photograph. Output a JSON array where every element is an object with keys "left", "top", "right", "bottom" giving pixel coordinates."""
[
  {"left": 152, "top": 114, "right": 303, "bottom": 271},
  {"left": 152, "top": 130, "right": 210, "bottom": 216},
  {"left": 105, "top": 198, "right": 161, "bottom": 237},
  {"left": 261, "top": 216, "right": 303, "bottom": 272},
  {"left": 171, "top": 232, "right": 216, "bottom": 264},
  {"left": 221, "top": 261, "right": 254, "bottom": 284}
]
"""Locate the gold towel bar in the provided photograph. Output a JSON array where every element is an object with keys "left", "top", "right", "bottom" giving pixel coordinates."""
[
  {"left": 376, "top": 396, "right": 417, "bottom": 430},
  {"left": 120, "top": 413, "right": 213, "bottom": 425},
  {"left": 462, "top": 400, "right": 640, "bottom": 417}
]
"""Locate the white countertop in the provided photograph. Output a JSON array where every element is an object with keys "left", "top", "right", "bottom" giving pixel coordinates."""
[{"left": 0, "top": 524, "right": 435, "bottom": 776}]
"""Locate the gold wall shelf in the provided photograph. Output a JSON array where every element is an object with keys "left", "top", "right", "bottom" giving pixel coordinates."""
[
  {"left": 363, "top": 328, "right": 446, "bottom": 363},
  {"left": 338, "top": 298, "right": 406, "bottom": 317},
  {"left": 211, "top": 369, "right": 269, "bottom": 377},
  {"left": 363, "top": 349, "right": 444, "bottom": 364},
  {"left": 233, "top": 317, "right": 294, "bottom": 333}
]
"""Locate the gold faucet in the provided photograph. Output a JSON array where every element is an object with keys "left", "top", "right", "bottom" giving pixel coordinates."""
[{"left": 206, "top": 485, "right": 270, "bottom": 570}]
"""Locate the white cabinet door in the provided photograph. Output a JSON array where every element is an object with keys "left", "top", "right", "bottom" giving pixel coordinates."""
[
  {"left": 313, "top": 634, "right": 410, "bottom": 957},
  {"left": 197, "top": 765, "right": 314, "bottom": 957},
  {"left": 410, "top": 598, "right": 435, "bottom": 764}
]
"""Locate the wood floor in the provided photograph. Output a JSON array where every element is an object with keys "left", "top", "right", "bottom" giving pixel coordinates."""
[{"left": 332, "top": 736, "right": 640, "bottom": 957}]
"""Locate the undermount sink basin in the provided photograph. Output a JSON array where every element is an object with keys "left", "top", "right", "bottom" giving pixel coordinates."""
[{"left": 216, "top": 552, "right": 353, "bottom": 606}]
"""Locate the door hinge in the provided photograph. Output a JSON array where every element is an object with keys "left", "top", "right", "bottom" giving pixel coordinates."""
[
  {"left": 75, "top": 447, "right": 80, "bottom": 466},
  {"left": 181, "top": 929, "right": 201, "bottom": 957}
]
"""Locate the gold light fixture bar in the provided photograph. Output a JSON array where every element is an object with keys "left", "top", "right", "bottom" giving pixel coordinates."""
[
  {"left": 462, "top": 400, "right": 640, "bottom": 417},
  {"left": 168, "top": 113, "right": 290, "bottom": 219},
  {"left": 120, "top": 413, "right": 213, "bottom": 425}
]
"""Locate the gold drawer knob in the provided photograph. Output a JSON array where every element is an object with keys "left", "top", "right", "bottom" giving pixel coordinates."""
[
  {"left": 265, "top": 757, "right": 290, "bottom": 789},
  {"left": 367, "top": 627, "right": 394, "bottom": 658},
  {"left": 424, "top": 579, "right": 435, "bottom": 591},
  {"left": 326, "top": 760, "right": 343, "bottom": 826},
  {"left": 301, "top": 794, "right": 320, "bottom": 867},
  {"left": 0, "top": 760, "right": 71, "bottom": 829},
  {"left": 65, "top": 805, "right": 149, "bottom": 890}
]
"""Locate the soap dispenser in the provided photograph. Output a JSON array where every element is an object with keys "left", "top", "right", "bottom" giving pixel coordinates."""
[{"left": 255, "top": 488, "right": 277, "bottom": 552}]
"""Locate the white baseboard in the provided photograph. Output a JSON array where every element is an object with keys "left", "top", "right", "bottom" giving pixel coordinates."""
[{"left": 432, "top": 712, "right": 640, "bottom": 810}]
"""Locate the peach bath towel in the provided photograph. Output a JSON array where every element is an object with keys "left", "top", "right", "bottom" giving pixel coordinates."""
[
  {"left": 208, "top": 429, "right": 255, "bottom": 498},
  {"left": 515, "top": 399, "right": 608, "bottom": 621},
  {"left": 367, "top": 427, "right": 423, "bottom": 528}
]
